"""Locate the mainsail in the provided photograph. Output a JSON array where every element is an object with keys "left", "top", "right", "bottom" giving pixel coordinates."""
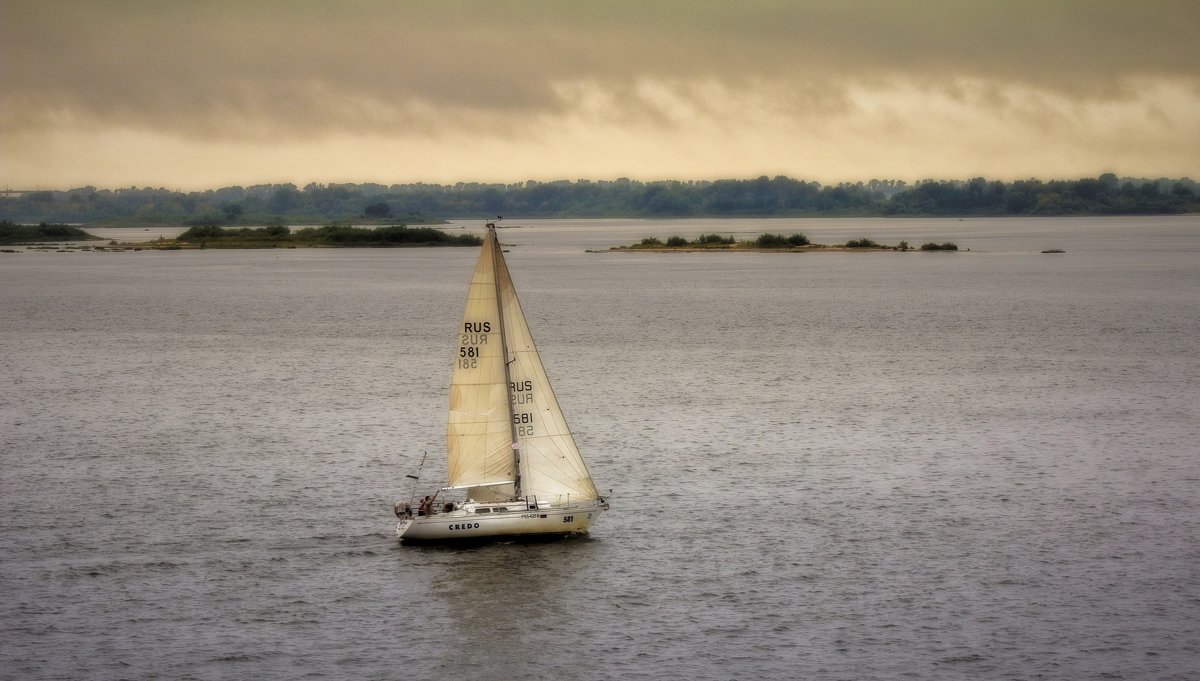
[{"left": 445, "top": 226, "right": 598, "bottom": 504}]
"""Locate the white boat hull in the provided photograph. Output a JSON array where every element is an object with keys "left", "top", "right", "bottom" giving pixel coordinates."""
[{"left": 397, "top": 504, "right": 604, "bottom": 542}]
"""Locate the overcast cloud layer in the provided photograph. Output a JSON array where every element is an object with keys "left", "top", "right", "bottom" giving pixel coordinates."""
[{"left": 3, "top": 1, "right": 1198, "bottom": 189}]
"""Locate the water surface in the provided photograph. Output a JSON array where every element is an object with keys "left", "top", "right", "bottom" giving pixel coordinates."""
[{"left": 2, "top": 217, "right": 1198, "bottom": 679}]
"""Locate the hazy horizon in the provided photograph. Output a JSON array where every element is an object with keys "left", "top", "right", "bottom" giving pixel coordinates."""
[
  {"left": 3, "top": 1, "right": 1198, "bottom": 190},
  {"left": 5, "top": 172, "right": 1196, "bottom": 196}
]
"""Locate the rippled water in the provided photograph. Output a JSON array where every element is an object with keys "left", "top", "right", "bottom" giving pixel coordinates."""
[{"left": 3, "top": 217, "right": 1198, "bottom": 679}]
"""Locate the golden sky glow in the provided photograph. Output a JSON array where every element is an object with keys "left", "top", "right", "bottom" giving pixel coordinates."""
[{"left": 2, "top": 1, "right": 1198, "bottom": 189}]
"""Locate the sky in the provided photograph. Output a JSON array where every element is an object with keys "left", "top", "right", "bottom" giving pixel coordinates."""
[{"left": 2, "top": 1, "right": 1199, "bottom": 190}]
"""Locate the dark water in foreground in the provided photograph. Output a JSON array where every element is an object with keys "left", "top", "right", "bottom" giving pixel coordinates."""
[{"left": 2, "top": 217, "right": 1198, "bottom": 679}]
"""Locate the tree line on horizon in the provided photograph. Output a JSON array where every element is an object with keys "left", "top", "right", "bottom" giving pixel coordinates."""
[{"left": 2, "top": 174, "right": 1196, "bottom": 225}]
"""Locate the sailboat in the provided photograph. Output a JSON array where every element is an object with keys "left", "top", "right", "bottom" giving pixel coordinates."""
[{"left": 395, "top": 222, "right": 608, "bottom": 542}]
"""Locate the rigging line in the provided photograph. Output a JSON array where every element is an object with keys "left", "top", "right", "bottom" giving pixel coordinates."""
[
  {"left": 489, "top": 220, "right": 523, "bottom": 497},
  {"left": 406, "top": 450, "right": 429, "bottom": 504},
  {"left": 413, "top": 399, "right": 441, "bottom": 498}
]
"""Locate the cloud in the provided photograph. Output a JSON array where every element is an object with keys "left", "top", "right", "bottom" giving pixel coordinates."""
[{"left": 2, "top": 1, "right": 1198, "bottom": 186}]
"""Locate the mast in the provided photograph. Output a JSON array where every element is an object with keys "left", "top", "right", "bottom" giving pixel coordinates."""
[{"left": 488, "top": 221, "right": 523, "bottom": 497}]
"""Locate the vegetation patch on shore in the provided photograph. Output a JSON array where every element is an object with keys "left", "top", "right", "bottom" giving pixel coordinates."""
[
  {"left": 143, "top": 223, "right": 482, "bottom": 249},
  {"left": 2, "top": 217, "right": 480, "bottom": 250},
  {"left": 919, "top": 241, "right": 960, "bottom": 251},
  {"left": 0, "top": 220, "right": 98, "bottom": 244},
  {"left": 611, "top": 233, "right": 959, "bottom": 252}
]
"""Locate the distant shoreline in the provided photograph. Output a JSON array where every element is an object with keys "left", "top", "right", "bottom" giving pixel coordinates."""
[
  {"left": 604, "top": 234, "right": 962, "bottom": 253},
  {"left": 3, "top": 175, "right": 1197, "bottom": 225},
  {"left": 600, "top": 246, "right": 941, "bottom": 253},
  {"left": 0, "top": 221, "right": 480, "bottom": 249}
]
